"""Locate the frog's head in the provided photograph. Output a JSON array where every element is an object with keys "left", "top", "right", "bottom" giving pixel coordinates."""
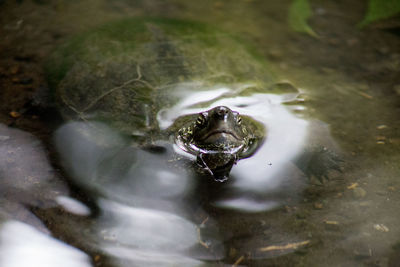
[
  {"left": 174, "top": 106, "right": 264, "bottom": 181},
  {"left": 191, "top": 106, "right": 247, "bottom": 151}
]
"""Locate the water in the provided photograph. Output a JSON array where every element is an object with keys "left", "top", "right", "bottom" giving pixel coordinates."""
[{"left": 1, "top": 0, "right": 400, "bottom": 266}]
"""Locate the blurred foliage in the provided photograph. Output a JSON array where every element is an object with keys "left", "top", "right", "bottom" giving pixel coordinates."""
[
  {"left": 359, "top": 0, "right": 400, "bottom": 27},
  {"left": 288, "top": 0, "right": 317, "bottom": 37},
  {"left": 288, "top": 0, "right": 400, "bottom": 36}
]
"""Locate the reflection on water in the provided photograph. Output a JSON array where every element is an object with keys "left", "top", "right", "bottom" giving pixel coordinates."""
[
  {"left": 0, "top": 123, "right": 69, "bottom": 234},
  {"left": 0, "top": 124, "right": 68, "bottom": 210},
  {"left": 0, "top": 124, "right": 89, "bottom": 267},
  {"left": 160, "top": 87, "right": 309, "bottom": 211},
  {"left": 0, "top": 221, "right": 91, "bottom": 267},
  {"left": 98, "top": 199, "right": 208, "bottom": 267},
  {"left": 50, "top": 85, "right": 314, "bottom": 265},
  {"left": 56, "top": 196, "right": 91, "bottom": 216}
]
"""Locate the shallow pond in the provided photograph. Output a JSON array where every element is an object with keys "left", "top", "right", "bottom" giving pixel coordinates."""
[{"left": 1, "top": 0, "right": 400, "bottom": 266}]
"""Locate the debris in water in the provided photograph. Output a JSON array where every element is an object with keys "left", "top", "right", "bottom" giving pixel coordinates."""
[
  {"left": 197, "top": 228, "right": 209, "bottom": 249},
  {"left": 358, "top": 91, "right": 373, "bottom": 99},
  {"left": 376, "top": 125, "right": 388, "bottom": 130},
  {"left": 232, "top": 255, "right": 245, "bottom": 267},
  {"left": 94, "top": 255, "right": 101, "bottom": 262},
  {"left": 200, "top": 216, "right": 209, "bottom": 227},
  {"left": 373, "top": 224, "right": 389, "bottom": 232},
  {"left": 9, "top": 111, "right": 21, "bottom": 118},
  {"left": 347, "top": 182, "right": 359, "bottom": 189},
  {"left": 376, "top": 136, "right": 386, "bottom": 141},
  {"left": 259, "top": 240, "right": 310, "bottom": 252},
  {"left": 324, "top": 220, "right": 339, "bottom": 225},
  {"left": 376, "top": 135, "right": 386, "bottom": 144}
]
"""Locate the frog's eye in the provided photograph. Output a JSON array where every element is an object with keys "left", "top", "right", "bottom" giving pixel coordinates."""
[
  {"left": 237, "top": 116, "right": 242, "bottom": 125},
  {"left": 196, "top": 114, "right": 206, "bottom": 127}
]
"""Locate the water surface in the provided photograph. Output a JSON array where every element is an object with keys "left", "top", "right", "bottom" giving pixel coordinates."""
[{"left": 1, "top": 0, "right": 400, "bottom": 266}]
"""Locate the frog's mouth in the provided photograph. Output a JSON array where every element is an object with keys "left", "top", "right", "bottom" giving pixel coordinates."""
[{"left": 201, "top": 129, "right": 240, "bottom": 143}]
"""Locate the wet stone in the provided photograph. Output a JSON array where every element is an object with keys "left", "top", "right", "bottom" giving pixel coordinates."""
[{"left": 353, "top": 187, "right": 367, "bottom": 198}]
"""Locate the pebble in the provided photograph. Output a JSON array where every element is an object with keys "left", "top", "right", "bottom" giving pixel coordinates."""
[
  {"left": 353, "top": 187, "right": 367, "bottom": 198},
  {"left": 314, "top": 202, "right": 323, "bottom": 209}
]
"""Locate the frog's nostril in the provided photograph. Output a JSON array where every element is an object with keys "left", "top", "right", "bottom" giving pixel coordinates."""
[{"left": 215, "top": 106, "right": 229, "bottom": 118}]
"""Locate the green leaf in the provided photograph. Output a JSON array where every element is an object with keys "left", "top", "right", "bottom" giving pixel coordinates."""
[
  {"left": 288, "top": 0, "right": 318, "bottom": 37},
  {"left": 359, "top": 0, "right": 400, "bottom": 27}
]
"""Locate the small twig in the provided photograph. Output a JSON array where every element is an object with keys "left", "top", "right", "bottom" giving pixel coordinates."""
[
  {"left": 232, "top": 255, "right": 245, "bottom": 267},
  {"left": 196, "top": 227, "right": 209, "bottom": 249},
  {"left": 358, "top": 91, "right": 373, "bottom": 99},
  {"left": 259, "top": 240, "right": 310, "bottom": 252},
  {"left": 200, "top": 216, "right": 209, "bottom": 227}
]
